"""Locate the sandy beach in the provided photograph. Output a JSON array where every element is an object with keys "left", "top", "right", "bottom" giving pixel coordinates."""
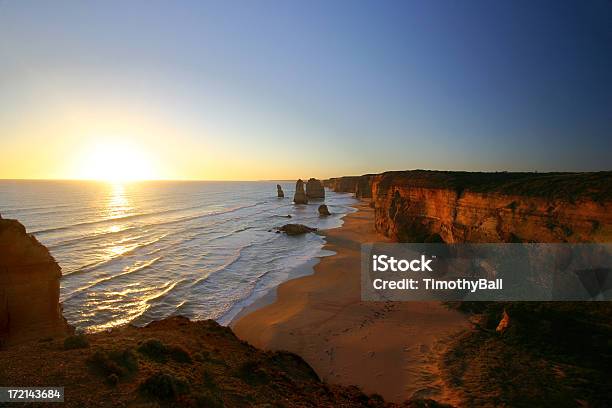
[{"left": 233, "top": 201, "right": 470, "bottom": 404}]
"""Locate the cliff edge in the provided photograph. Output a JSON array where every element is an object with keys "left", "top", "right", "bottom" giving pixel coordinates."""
[
  {"left": 327, "top": 170, "right": 611, "bottom": 243},
  {"left": 0, "top": 217, "right": 70, "bottom": 345}
]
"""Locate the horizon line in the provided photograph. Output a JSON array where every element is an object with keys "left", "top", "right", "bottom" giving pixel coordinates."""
[{"left": 1, "top": 169, "right": 611, "bottom": 183}]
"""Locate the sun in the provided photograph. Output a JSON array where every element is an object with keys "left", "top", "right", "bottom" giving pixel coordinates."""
[{"left": 76, "top": 141, "right": 158, "bottom": 181}]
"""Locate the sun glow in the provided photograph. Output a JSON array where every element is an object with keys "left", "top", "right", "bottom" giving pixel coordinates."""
[{"left": 76, "top": 141, "right": 158, "bottom": 181}]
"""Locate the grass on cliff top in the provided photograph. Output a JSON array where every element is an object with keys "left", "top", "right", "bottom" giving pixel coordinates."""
[
  {"left": 443, "top": 302, "right": 612, "bottom": 407},
  {"left": 377, "top": 170, "right": 612, "bottom": 203}
]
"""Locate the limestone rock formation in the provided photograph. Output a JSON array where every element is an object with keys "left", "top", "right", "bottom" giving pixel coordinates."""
[
  {"left": 368, "top": 170, "right": 612, "bottom": 243},
  {"left": 318, "top": 204, "right": 331, "bottom": 216},
  {"left": 323, "top": 176, "right": 359, "bottom": 193},
  {"left": 324, "top": 175, "right": 374, "bottom": 198},
  {"left": 278, "top": 224, "right": 317, "bottom": 235},
  {"left": 305, "top": 178, "right": 325, "bottom": 199},
  {"left": 0, "top": 218, "right": 70, "bottom": 344},
  {"left": 293, "top": 179, "right": 308, "bottom": 204},
  {"left": 277, "top": 184, "right": 285, "bottom": 198}
]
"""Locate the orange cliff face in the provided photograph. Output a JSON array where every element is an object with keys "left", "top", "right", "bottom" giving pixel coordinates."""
[
  {"left": 0, "top": 216, "right": 70, "bottom": 345},
  {"left": 330, "top": 171, "right": 612, "bottom": 243}
]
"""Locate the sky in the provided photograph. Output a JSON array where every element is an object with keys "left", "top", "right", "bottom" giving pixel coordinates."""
[{"left": 0, "top": 0, "right": 611, "bottom": 180}]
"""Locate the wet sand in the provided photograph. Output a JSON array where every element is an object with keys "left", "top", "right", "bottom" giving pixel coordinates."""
[{"left": 233, "top": 201, "right": 470, "bottom": 404}]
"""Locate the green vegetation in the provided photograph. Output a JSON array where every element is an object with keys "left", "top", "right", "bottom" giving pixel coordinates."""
[
  {"left": 137, "top": 338, "right": 192, "bottom": 364},
  {"left": 139, "top": 371, "right": 190, "bottom": 401},
  {"left": 379, "top": 170, "right": 612, "bottom": 203},
  {"left": 235, "top": 360, "right": 270, "bottom": 385},
  {"left": 86, "top": 347, "right": 139, "bottom": 384},
  {"left": 63, "top": 334, "right": 89, "bottom": 350}
]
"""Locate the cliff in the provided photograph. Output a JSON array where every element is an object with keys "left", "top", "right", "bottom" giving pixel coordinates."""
[
  {"left": 324, "top": 174, "right": 375, "bottom": 198},
  {"left": 0, "top": 217, "right": 70, "bottom": 344},
  {"left": 328, "top": 170, "right": 611, "bottom": 243}
]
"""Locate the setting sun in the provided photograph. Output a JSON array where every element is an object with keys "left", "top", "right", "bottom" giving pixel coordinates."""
[{"left": 75, "top": 141, "right": 158, "bottom": 181}]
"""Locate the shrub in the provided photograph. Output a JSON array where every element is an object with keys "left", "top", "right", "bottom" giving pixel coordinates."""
[
  {"left": 139, "top": 371, "right": 189, "bottom": 401},
  {"left": 195, "top": 392, "right": 223, "bottom": 408},
  {"left": 138, "top": 338, "right": 192, "bottom": 364},
  {"left": 63, "top": 334, "right": 89, "bottom": 350},
  {"left": 168, "top": 344, "right": 192, "bottom": 364},
  {"left": 138, "top": 338, "right": 168, "bottom": 362},
  {"left": 87, "top": 348, "right": 139, "bottom": 379},
  {"left": 236, "top": 360, "right": 269, "bottom": 385},
  {"left": 202, "top": 370, "right": 216, "bottom": 389}
]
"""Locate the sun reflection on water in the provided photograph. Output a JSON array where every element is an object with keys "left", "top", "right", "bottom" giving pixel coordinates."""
[
  {"left": 104, "top": 182, "right": 132, "bottom": 257},
  {"left": 107, "top": 182, "right": 131, "bottom": 218}
]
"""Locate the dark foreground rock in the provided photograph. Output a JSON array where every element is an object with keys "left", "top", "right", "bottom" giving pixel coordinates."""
[
  {"left": 318, "top": 204, "right": 331, "bottom": 216},
  {"left": 278, "top": 224, "right": 317, "bottom": 235},
  {"left": 277, "top": 184, "right": 284, "bottom": 198},
  {"left": 0, "top": 316, "right": 410, "bottom": 407}
]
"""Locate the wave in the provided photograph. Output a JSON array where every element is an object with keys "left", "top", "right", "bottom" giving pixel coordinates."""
[
  {"left": 48, "top": 226, "right": 139, "bottom": 250},
  {"left": 33, "top": 201, "right": 265, "bottom": 237},
  {"left": 189, "top": 244, "right": 253, "bottom": 288},
  {"left": 0, "top": 203, "right": 75, "bottom": 214},
  {"left": 143, "top": 278, "right": 187, "bottom": 305},
  {"left": 63, "top": 234, "right": 168, "bottom": 276},
  {"left": 61, "top": 256, "right": 162, "bottom": 302}
]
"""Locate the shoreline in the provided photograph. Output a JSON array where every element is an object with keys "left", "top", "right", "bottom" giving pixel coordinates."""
[{"left": 232, "top": 200, "right": 471, "bottom": 404}]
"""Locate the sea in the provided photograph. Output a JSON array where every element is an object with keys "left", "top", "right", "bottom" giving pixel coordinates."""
[{"left": 0, "top": 180, "right": 357, "bottom": 331}]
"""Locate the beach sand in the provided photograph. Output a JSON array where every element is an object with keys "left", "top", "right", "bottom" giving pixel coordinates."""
[{"left": 233, "top": 201, "right": 470, "bottom": 404}]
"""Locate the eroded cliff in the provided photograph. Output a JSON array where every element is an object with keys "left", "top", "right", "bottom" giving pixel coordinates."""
[
  {"left": 0, "top": 217, "right": 70, "bottom": 344},
  {"left": 328, "top": 170, "right": 611, "bottom": 243},
  {"left": 324, "top": 174, "right": 375, "bottom": 198}
]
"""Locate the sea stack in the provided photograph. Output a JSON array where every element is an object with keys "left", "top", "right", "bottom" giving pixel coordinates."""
[
  {"left": 306, "top": 178, "right": 325, "bottom": 199},
  {"left": 277, "top": 184, "right": 284, "bottom": 198},
  {"left": 318, "top": 204, "right": 331, "bottom": 216},
  {"left": 0, "top": 218, "right": 70, "bottom": 344},
  {"left": 293, "top": 179, "right": 308, "bottom": 204}
]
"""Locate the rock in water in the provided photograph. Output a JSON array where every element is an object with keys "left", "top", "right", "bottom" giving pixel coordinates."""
[
  {"left": 0, "top": 218, "right": 70, "bottom": 344},
  {"left": 318, "top": 204, "right": 331, "bottom": 216},
  {"left": 278, "top": 224, "right": 317, "bottom": 235},
  {"left": 293, "top": 179, "right": 308, "bottom": 204},
  {"left": 306, "top": 178, "right": 325, "bottom": 199},
  {"left": 277, "top": 184, "right": 285, "bottom": 198}
]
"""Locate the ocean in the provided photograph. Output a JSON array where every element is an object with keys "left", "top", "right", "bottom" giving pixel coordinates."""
[{"left": 0, "top": 180, "right": 356, "bottom": 331}]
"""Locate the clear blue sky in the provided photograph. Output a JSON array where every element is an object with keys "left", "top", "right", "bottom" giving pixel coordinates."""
[{"left": 1, "top": 0, "right": 610, "bottom": 180}]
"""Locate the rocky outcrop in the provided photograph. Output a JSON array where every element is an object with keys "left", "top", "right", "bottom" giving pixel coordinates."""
[
  {"left": 324, "top": 176, "right": 360, "bottom": 193},
  {"left": 278, "top": 224, "right": 317, "bottom": 235},
  {"left": 324, "top": 174, "right": 375, "bottom": 198},
  {"left": 277, "top": 184, "right": 285, "bottom": 198},
  {"left": 305, "top": 178, "right": 325, "bottom": 199},
  {"left": 369, "top": 170, "right": 611, "bottom": 243},
  {"left": 0, "top": 218, "right": 70, "bottom": 344},
  {"left": 293, "top": 179, "right": 308, "bottom": 204},
  {"left": 356, "top": 175, "right": 375, "bottom": 198},
  {"left": 318, "top": 205, "right": 331, "bottom": 216}
]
